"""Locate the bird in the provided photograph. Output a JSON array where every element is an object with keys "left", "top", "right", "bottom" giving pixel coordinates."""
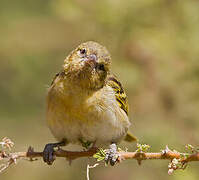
[{"left": 43, "top": 41, "right": 137, "bottom": 165}]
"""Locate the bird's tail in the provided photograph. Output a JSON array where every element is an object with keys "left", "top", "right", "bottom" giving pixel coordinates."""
[{"left": 124, "top": 132, "right": 137, "bottom": 142}]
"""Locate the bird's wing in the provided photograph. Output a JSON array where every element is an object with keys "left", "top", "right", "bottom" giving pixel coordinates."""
[
  {"left": 107, "top": 74, "right": 129, "bottom": 115},
  {"left": 107, "top": 74, "right": 137, "bottom": 142}
]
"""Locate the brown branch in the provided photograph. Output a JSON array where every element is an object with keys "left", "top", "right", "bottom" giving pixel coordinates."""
[
  {"left": 118, "top": 150, "right": 199, "bottom": 162},
  {"left": 26, "top": 146, "right": 98, "bottom": 160},
  {"left": 0, "top": 138, "right": 199, "bottom": 174}
]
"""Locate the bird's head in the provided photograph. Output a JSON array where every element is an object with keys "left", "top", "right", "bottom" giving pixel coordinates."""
[{"left": 63, "top": 41, "right": 111, "bottom": 91}]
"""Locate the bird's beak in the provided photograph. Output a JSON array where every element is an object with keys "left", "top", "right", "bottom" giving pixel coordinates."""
[
  {"left": 88, "top": 54, "right": 97, "bottom": 62},
  {"left": 84, "top": 54, "right": 97, "bottom": 68}
]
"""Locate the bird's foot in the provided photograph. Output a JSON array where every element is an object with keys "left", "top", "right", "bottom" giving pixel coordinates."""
[
  {"left": 43, "top": 143, "right": 56, "bottom": 165},
  {"left": 43, "top": 140, "right": 66, "bottom": 165},
  {"left": 105, "top": 143, "right": 119, "bottom": 166}
]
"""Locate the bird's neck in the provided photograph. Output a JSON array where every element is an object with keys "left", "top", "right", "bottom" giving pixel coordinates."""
[{"left": 48, "top": 78, "right": 95, "bottom": 107}]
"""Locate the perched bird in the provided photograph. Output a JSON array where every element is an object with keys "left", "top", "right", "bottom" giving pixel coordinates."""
[{"left": 43, "top": 41, "right": 136, "bottom": 165}]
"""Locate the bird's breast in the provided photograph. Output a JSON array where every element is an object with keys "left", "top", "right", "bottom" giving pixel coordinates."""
[{"left": 46, "top": 84, "right": 130, "bottom": 145}]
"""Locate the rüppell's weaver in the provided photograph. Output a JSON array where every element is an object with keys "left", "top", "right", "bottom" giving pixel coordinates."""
[{"left": 43, "top": 41, "right": 137, "bottom": 165}]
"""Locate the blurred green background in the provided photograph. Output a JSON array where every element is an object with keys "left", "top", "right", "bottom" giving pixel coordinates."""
[{"left": 0, "top": 0, "right": 199, "bottom": 179}]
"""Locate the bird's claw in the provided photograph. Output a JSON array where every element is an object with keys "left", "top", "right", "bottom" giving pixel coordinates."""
[
  {"left": 43, "top": 144, "right": 56, "bottom": 165},
  {"left": 43, "top": 140, "right": 66, "bottom": 165},
  {"left": 105, "top": 143, "right": 118, "bottom": 166}
]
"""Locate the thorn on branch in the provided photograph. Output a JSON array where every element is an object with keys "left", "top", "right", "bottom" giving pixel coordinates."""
[
  {"left": 161, "top": 145, "right": 170, "bottom": 156},
  {"left": 134, "top": 143, "right": 150, "bottom": 165},
  {"left": 27, "top": 146, "right": 37, "bottom": 161}
]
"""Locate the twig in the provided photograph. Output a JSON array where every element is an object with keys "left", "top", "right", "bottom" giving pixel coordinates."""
[
  {"left": 87, "top": 163, "right": 99, "bottom": 180},
  {"left": 0, "top": 138, "right": 199, "bottom": 175},
  {"left": 117, "top": 150, "right": 199, "bottom": 162}
]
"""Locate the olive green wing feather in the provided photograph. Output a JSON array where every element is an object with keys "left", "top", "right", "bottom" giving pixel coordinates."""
[
  {"left": 107, "top": 75, "right": 129, "bottom": 115},
  {"left": 107, "top": 74, "right": 137, "bottom": 142}
]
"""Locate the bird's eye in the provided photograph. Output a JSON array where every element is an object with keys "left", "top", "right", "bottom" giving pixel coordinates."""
[
  {"left": 97, "top": 64, "right": 105, "bottom": 71},
  {"left": 79, "top": 48, "right": 86, "bottom": 55}
]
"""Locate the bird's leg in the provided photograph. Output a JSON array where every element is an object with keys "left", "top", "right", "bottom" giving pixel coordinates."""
[
  {"left": 105, "top": 143, "right": 119, "bottom": 166},
  {"left": 43, "top": 139, "right": 66, "bottom": 165}
]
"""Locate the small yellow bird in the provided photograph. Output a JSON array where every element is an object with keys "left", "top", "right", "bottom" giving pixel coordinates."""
[{"left": 43, "top": 41, "right": 136, "bottom": 165}]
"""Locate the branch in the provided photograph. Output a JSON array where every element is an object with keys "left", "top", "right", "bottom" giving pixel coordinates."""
[
  {"left": 0, "top": 138, "right": 199, "bottom": 175},
  {"left": 118, "top": 148, "right": 199, "bottom": 162}
]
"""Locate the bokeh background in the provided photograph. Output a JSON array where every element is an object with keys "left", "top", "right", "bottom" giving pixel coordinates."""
[{"left": 0, "top": 0, "right": 199, "bottom": 179}]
